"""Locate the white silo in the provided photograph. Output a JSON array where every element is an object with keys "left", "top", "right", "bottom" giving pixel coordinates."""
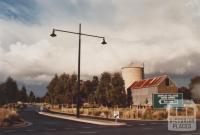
[{"left": 122, "top": 62, "right": 144, "bottom": 93}]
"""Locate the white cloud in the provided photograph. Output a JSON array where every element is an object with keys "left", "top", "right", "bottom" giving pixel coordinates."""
[{"left": 0, "top": 0, "right": 200, "bottom": 87}]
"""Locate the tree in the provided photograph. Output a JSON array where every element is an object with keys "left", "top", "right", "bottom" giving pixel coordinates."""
[
  {"left": 189, "top": 76, "right": 200, "bottom": 100},
  {"left": 46, "top": 74, "right": 59, "bottom": 104},
  {"left": 88, "top": 76, "right": 99, "bottom": 104},
  {"left": 29, "top": 91, "right": 36, "bottom": 103},
  {"left": 189, "top": 76, "right": 200, "bottom": 89},
  {"left": 70, "top": 74, "right": 77, "bottom": 104},
  {"left": 44, "top": 72, "right": 127, "bottom": 107},
  {"left": 0, "top": 77, "right": 30, "bottom": 105},
  {"left": 44, "top": 73, "right": 78, "bottom": 105},
  {"left": 110, "top": 73, "right": 126, "bottom": 107},
  {"left": 95, "top": 72, "right": 112, "bottom": 107},
  {"left": 178, "top": 87, "right": 192, "bottom": 99},
  {"left": 54, "top": 73, "right": 70, "bottom": 104},
  {"left": 35, "top": 97, "right": 42, "bottom": 103},
  {"left": 0, "top": 83, "right": 6, "bottom": 105},
  {"left": 1, "top": 77, "right": 19, "bottom": 103},
  {"left": 18, "top": 86, "right": 28, "bottom": 102},
  {"left": 81, "top": 80, "right": 93, "bottom": 103}
]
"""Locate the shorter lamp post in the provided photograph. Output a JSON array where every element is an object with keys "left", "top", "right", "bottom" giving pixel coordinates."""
[{"left": 50, "top": 24, "right": 107, "bottom": 118}]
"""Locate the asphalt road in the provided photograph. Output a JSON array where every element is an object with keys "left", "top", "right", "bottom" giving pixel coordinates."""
[{"left": 1, "top": 107, "right": 200, "bottom": 135}]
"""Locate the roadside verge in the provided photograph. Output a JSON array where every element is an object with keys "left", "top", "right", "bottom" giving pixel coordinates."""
[
  {"left": 39, "top": 111, "right": 126, "bottom": 126},
  {"left": 48, "top": 109, "right": 169, "bottom": 122}
]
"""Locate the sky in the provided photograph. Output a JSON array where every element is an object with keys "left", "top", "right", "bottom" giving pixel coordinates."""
[{"left": 0, "top": 0, "right": 200, "bottom": 96}]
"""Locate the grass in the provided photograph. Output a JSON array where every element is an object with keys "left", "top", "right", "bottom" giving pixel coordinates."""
[
  {"left": 50, "top": 106, "right": 168, "bottom": 120},
  {"left": 0, "top": 108, "right": 22, "bottom": 127},
  {"left": 48, "top": 103, "right": 200, "bottom": 120},
  {"left": 50, "top": 105, "right": 200, "bottom": 120}
]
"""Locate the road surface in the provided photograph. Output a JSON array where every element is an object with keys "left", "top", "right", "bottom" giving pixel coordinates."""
[{"left": 1, "top": 107, "right": 200, "bottom": 135}]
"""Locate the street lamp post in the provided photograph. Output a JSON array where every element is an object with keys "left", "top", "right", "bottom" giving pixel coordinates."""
[{"left": 50, "top": 24, "right": 107, "bottom": 118}]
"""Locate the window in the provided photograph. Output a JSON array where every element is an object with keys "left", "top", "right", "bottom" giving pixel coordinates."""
[{"left": 165, "top": 78, "right": 170, "bottom": 86}]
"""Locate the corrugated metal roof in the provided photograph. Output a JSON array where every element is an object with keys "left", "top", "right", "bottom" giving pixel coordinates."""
[{"left": 128, "top": 75, "right": 168, "bottom": 89}]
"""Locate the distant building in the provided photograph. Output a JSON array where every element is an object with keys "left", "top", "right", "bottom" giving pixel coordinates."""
[{"left": 127, "top": 75, "right": 178, "bottom": 105}]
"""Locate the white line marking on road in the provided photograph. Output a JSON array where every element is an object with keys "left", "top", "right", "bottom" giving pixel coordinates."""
[
  {"left": 139, "top": 124, "right": 146, "bottom": 126},
  {"left": 80, "top": 131, "right": 97, "bottom": 134},
  {"left": 126, "top": 124, "right": 133, "bottom": 127},
  {"left": 4, "top": 130, "right": 16, "bottom": 133},
  {"left": 151, "top": 123, "right": 157, "bottom": 125}
]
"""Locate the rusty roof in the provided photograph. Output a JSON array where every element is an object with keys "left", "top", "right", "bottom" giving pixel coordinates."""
[{"left": 128, "top": 75, "right": 168, "bottom": 89}]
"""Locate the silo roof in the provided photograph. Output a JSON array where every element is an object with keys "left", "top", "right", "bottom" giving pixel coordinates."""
[{"left": 122, "top": 62, "right": 144, "bottom": 69}]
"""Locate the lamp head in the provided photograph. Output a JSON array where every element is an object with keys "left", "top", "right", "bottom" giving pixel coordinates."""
[
  {"left": 50, "top": 29, "right": 56, "bottom": 37},
  {"left": 101, "top": 38, "right": 107, "bottom": 45}
]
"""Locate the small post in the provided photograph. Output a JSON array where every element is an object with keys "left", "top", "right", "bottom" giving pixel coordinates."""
[{"left": 114, "top": 110, "right": 119, "bottom": 123}]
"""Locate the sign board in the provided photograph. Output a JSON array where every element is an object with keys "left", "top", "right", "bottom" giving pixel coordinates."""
[
  {"left": 40, "top": 105, "right": 43, "bottom": 112},
  {"left": 153, "top": 93, "right": 183, "bottom": 109},
  {"left": 114, "top": 111, "right": 119, "bottom": 119}
]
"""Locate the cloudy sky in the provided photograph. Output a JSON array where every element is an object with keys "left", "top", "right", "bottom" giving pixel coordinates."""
[{"left": 0, "top": 0, "right": 200, "bottom": 96}]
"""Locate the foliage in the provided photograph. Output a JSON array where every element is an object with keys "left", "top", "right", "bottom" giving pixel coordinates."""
[
  {"left": 0, "top": 77, "right": 33, "bottom": 105},
  {"left": 45, "top": 74, "right": 77, "bottom": 105},
  {"left": 178, "top": 76, "right": 200, "bottom": 100},
  {"left": 110, "top": 73, "right": 126, "bottom": 106},
  {"left": 18, "top": 86, "right": 28, "bottom": 102},
  {"left": 95, "top": 72, "right": 112, "bottom": 106},
  {"left": 189, "top": 76, "right": 200, "bottom": 89},
  {"left": 29, "top": 91, "right": 36, "bottom": 103},
  {"left": 45, "top": 72, "right": 127, "bottom": 107},
  {"left": 178, "top": 87, "right": 192, "bottom": 99},
  {"left": 95, "top": 72, "right": 126, "bottom": 107}
]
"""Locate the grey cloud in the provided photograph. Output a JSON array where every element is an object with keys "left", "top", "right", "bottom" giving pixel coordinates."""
[
  {"left": 152, "top": 51, "right": 200, "bottom": 75},
  {"left": 0, "top": 0, "right": 200, "bottom": 89}
]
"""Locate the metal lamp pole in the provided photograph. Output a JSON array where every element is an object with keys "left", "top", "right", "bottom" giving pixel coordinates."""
[{"left": 50, "top": 24, "right": 107, "bottom": 118}]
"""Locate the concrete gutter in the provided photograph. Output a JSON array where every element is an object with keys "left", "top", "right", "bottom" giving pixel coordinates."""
[{"left": 39, "top": 112, "right": 126, "bottom": 126}]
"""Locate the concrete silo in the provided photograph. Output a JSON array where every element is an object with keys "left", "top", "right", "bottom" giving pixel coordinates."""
[{"left": 122, "top": 62, "right": 144, "bottom": 93}]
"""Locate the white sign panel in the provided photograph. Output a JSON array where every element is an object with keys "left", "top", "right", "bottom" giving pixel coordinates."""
[
  {"left": 114, "top": 111, "right": 119, "bottom": 119},
  {"left": 40, "top": 106, "right": 43, "bottom": 111}
]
